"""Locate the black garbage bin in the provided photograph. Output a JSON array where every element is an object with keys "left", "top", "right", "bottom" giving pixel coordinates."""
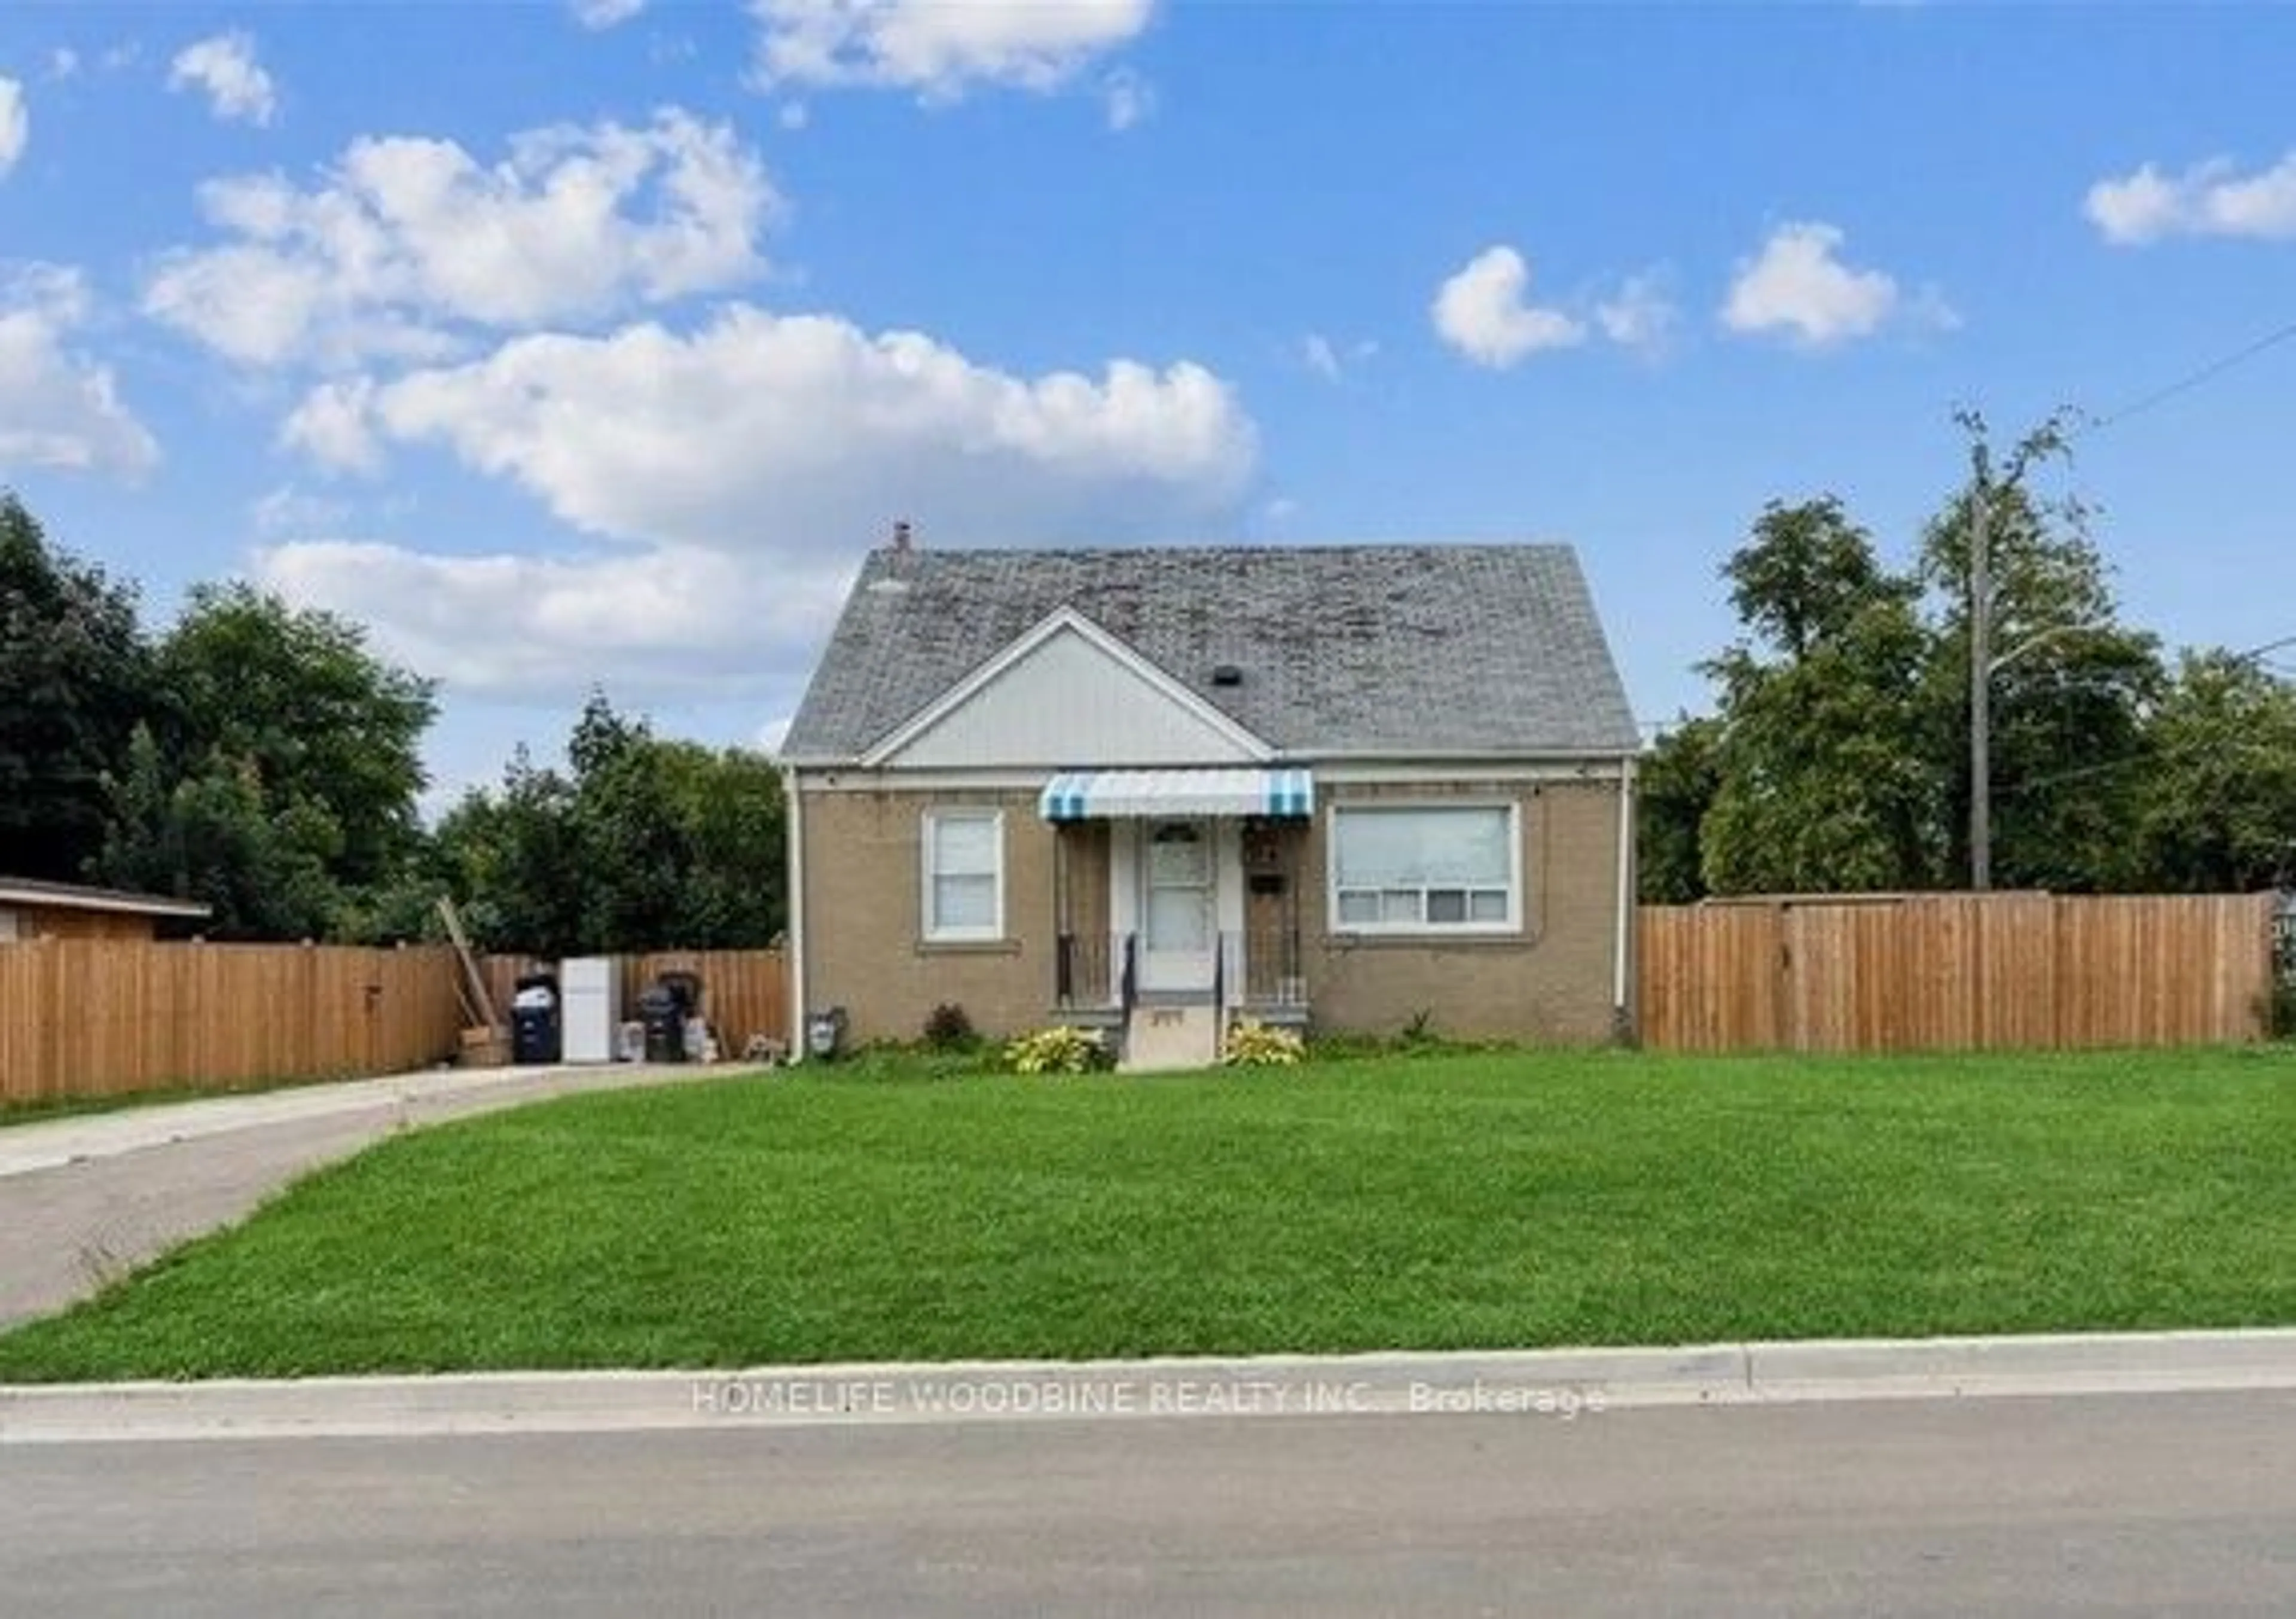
[
  {"left": 639, "top": 972, "right": 701, "bottom": 1063},
  {"left": 510, "top": 972, "right": 561, "bottom": 1065}
]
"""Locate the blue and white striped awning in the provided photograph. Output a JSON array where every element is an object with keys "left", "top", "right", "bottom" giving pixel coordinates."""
[{"left": 1040, "top": 768, "right": 1315, "bottom": 822}]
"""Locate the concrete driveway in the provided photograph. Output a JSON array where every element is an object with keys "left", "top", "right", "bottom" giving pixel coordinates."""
[{"left": 0, "top": 1061, "right": 750, "bottom": 1330}]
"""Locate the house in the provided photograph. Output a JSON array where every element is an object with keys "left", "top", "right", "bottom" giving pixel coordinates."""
[
  {"left": 780, "top": 541, "right": 1640, "bottom": 1065},
  {"left": 0, "top": 877, "right": 212, "bottom": 943}
]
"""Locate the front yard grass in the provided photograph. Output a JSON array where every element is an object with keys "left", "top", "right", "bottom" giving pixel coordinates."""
[{"left": 1, "top": 1046, "right": 2290, "bottom": 1380}]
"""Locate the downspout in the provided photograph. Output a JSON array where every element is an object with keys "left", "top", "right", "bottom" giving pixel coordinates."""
[
  {"left": 784, "top": 765, "right": 808, "bottom": 1066},
  {"left": 1611, "top": 752, "right": 1637, "bottom": 1045}
]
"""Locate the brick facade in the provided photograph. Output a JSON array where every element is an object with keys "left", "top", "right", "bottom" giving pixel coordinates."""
[{"left": 796, "top": 773, "right": 1628, "bottom": 1047}]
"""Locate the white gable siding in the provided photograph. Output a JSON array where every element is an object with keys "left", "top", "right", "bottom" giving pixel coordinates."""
[{"left": 880, "top": 625, "right": 1261, "bottom": 769}]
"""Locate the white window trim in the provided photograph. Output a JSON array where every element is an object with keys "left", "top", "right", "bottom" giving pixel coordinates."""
[
  {"left": 1326, "top": 800, "right": 1523, "bottom": 938},
  {"left": 921, "top": 807, "right": 1006, "bottom": 943}
]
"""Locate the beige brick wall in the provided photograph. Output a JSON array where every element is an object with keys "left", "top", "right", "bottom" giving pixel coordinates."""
[
  {"left": 798, "top": 772, "right": 1629, "bottom": 1048},
  {"left": 799, "top": 785, "right": 1054, "bottom": 1044},
  {"left": 1302, "top": 778, "right": 1627, "bottom": 1042}
]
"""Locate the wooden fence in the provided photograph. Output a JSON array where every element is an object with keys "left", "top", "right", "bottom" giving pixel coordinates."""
[
  {"left": 0, "top": 941, "right": 466, "bottom": 1106},
  {"left": 1638, "top": 892, "right": 2279, "bottom": 1053},
  {"left": 1, "top": 941, "right": 792, "bottom": 1106},
  {"left": 480, "top": 950, "right": 789, "bottom": 1059}
]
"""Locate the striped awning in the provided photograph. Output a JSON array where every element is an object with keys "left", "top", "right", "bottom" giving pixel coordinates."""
[{"left": 1039, "top": 768, "right": 1315, "bottom": 822}]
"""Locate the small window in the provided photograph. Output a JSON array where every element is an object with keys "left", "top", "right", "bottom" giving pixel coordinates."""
[
  {"left": 923, "top": 809, "right": 1003, "bottom": 942},
  {"left": 1330, "top": 804, "right": 1518, "bottom": 934}
]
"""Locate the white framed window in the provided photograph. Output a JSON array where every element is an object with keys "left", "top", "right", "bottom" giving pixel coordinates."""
[
  {"left": 1329, "top": 803, "right": 1519, "bottom": 934},
  {"left": 923, "top": 809, "right": 1004, "bottom": 942}
]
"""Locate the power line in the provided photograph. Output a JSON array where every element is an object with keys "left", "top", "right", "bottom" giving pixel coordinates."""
[
  {"left": 2001, "top": 629, "right": 2296, "bottom": 800},
  {"left": 2086, "top": 316, "right": 2296, "bottom": 435}
]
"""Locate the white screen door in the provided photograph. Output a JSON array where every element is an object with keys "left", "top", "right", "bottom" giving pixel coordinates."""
[{"left": 1140, "top": 821, "right": 1215, "bottom": 993}]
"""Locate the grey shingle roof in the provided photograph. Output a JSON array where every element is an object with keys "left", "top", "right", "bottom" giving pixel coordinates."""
[{"left": 782, "top": 542, "right": 1638, "bottom": 762}]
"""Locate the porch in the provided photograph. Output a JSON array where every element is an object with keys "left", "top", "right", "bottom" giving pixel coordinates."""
[{"left": 1042, "top": 769, "right": 1314, "bottom": 1042}]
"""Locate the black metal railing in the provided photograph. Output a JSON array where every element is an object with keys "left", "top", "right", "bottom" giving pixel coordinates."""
[
  {"left": 1120, "top": 932, "right": 1138, "bottom": 1017},
  {"left": 1055, "top": 931, "right": 1135, "bottom": 1012},
  {"left": 1223, "top": 925, "right": 1307, "bottom": 1010}
]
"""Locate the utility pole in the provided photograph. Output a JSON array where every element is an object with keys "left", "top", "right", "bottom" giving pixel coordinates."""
[
  {"left": 1960, "top": 405, "right": 2077, "bottom": 895},
  {"left": 1968, "top": 447, "right": 1992, "bottom": 892}
]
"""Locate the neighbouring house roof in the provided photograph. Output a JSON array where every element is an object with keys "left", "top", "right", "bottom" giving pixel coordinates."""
[
  {"left": 0, "top": 877, "right": 212, "bottom": 919},
  {"left": 783, "top": 543, "right": 1638, "bottom": 763}
]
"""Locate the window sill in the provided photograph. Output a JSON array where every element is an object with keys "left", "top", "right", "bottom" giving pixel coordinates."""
[
  {"left": 1323, "top": 929, "right": 1531, "bottom": 950},
  {"left": 917, "top": 938, "right": 1024, "bottom": 956}
]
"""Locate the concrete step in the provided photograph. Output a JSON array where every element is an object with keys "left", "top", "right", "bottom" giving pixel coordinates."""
[{"left": 1121, "top": 1001, "right": 1221, "bottom": 1072}]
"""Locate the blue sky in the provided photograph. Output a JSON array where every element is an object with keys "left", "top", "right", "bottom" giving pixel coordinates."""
[{"left": 3, "top": 2, "right": 2292, "bottom": 807}]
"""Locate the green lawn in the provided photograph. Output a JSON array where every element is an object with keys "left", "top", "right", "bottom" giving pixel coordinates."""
[{"left": 1, "top": 1047, "right": 2291, "bottom": 1380}]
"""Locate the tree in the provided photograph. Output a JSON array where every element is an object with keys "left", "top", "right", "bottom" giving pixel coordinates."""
[
  {"left": 658, "top": 739, "right": 787, "bottom": 946},
  {"left": 438, "top": 693, "right": 787, "bottom": 956},
  {"left": 1723, "top": 495, "right": 1904, "bottom": 661},
  {"left": 1917, "top": 459, "right": 2162, "bottom": 891},
  {"left": 1637, "top": 715, "right": 1722, "bottom": 904},
  {"left": 155, "top": 583, "right": 438, "bottom": 898},
  {"left": 91, "top": 725, "right": 340, "bottom": 939},
  {"left": 1695, "top": 499, "right": 1947, "bottom": 894},
  {"left": 566, "top": 696, "right": 694, "bottom": 950},
  {"left": 430, "top": 751, "right": 587, "bottom": 953},
  {"left": 0, "top": 493, "right": 155, "bottom": 880},
  {"left": 2127, "top": 651, "right": 2296, "bottom": 892}
]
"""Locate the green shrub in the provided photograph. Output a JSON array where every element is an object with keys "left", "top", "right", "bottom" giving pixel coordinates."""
[
  {"left": 1003, "top": 1025, "right": 1110, "bottom": 1075},
  {"left": 2264, "top": 978, "right": 2296, "bottom": 1041},
  {"left": 923, "top": 1002, "right": 978, "bottom": 1051},
  {"left": 1222, "top": 1019, "right": 1305, "bottom": 1068}
]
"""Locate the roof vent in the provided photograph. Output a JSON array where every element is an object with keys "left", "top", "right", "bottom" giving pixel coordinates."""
[{"left": 1210, "top": 664, "right": 1244, "bottom": 687}]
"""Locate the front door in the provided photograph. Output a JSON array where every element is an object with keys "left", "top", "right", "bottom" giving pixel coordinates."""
[{"left": 1140, "top": 820, "right": 1216, "bottom": 994}]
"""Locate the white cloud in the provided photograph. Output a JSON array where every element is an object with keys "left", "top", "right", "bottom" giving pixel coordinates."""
[
  {"left": 168, "top": 32, "right": 279, "bottom": 127},
  {"left": 256, "top": 539, "right": 855, "bottom": 703},
  {"left": 250, "top": 484, "right": 353, "bottom": 538},
  {"left": 279, "top": 377, "right": 384, "bottom": 469},
  {"left": 1103, "top": 66, "right": 1154, "bottom": 131},
  {"left": 749, "top": 0, "right": 1155, "bottom": 100},
  {"left": 1431, "top": 245, "right": 1586, "bottom": 368},
  {"left": 2085, "top": 153, "right": 2296, "bottom": 244},
  {"left": 268, "top": 306, "right": 1255, "bottom": 697},
  {"left": 48, "top": 49, "right": 80, "bottom": 82},
  {"left": 1300, "top": 331, "right": 1376, "bottom": 382},
  {"left": 572, "top": 0, "right": 648, "bottom": 28},
  {"left": 0, "top": 78, "right": 25, "bottom": 178},
  {"left": 0, "top": 264, "right": 160, "bottom": 477},
  {"left": 1593, "top": 270, "right": 1680, "bottom": 359},
  {"left": 145, "top": 110, "right": 777, "bottom": 368},
  {"left": 1721, "top": 221, "right": 1947, "bottom": 349},
  {"left": 293, "top": 306, "right": 1254, "bottom": 537}
]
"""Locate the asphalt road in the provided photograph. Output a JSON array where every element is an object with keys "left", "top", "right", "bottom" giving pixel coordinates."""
[
  {"left": 4, "top": 1391, "right": 2291, "bottom": 1616},
  {"left": 0, "top": 1063, "right": 721, "bottom": 1328}
]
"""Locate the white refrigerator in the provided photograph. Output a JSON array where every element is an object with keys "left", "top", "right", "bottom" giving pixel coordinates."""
[{"left": 560, "top": 956, "right": 622, "bottom": 1063}]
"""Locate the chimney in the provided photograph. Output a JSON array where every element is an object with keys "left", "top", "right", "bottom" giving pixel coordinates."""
[{"left": 890, "top": 519, "right": 913, "bottom": 553}]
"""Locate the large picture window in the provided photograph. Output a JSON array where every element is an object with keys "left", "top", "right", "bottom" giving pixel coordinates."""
[
  {"left": 923, "top": 809, "right": 1004, "bottom": 941},
  {"left": 1330, "top": 804, "right": 1517, "bottom": 933}
]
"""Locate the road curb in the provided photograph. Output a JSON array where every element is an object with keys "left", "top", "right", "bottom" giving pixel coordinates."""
[{"left": 5, "top": 1328, "right": 2294, "bottom": 1444}]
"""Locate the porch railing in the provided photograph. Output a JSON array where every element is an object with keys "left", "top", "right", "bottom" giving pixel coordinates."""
[
  {"left": 1055, "top": 930, "right": 1135, "bottom": 1015},
  {"left": 1223, "top": 925, "right": 1307, "bottom": 1011}
]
